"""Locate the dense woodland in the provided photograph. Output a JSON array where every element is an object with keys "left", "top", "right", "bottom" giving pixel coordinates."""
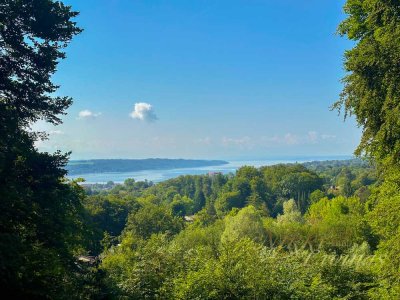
[
  {"left": 1, "top": 0, "right": 400, "bottom": 299},
  {"left": 81, "top": 159, "right": 381, "bottom": 298}
]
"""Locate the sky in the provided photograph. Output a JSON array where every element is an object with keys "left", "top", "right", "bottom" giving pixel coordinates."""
[{"left": 35, "top": 0, "right": 361, "bottom": 160}]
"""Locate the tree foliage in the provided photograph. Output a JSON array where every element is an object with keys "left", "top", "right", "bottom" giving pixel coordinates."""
[
  {"left": 0, "top": 1, "right": 87, "bottom": 297},
  {"left": 2, "top": 0, "right": 399, "bottom": 298},
  {"left": 335, "top": 0, "right": 400, "bottom": 297},
  {"left": 335, "top": 0, "right": 400, "bottom": 164}
]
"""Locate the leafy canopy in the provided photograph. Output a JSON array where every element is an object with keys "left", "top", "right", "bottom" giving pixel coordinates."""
[{"left": 334, "top": 0, "right": 400, "bottom": 164}]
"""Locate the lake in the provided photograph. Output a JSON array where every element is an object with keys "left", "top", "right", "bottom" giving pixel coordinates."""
[{"left": 67, "top": 156, "right": 351, "bottom": 184}]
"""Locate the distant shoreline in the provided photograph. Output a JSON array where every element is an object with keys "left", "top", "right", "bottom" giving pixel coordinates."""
[
  {"left": 66, "top": 157, "right": 358, "bottom": 184},
  {"left": 66, "top": 158, "right": 229, "bottom": 176}
]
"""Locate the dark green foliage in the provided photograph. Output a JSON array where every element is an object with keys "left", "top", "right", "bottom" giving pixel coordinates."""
[
  {"left": 83, "top": 194, "right": 138, "bottom": 254},
  {"left": 214, "top": 191, "right": 243, "bottom": 215},
  {"left": 170, "top": 195, "right": 194, "bottom": 217},
  {"left": 84, "top": 195, "right": 132, "bottom": 237},
  {"left": 0, "top": 0, "right": 82, "bottom": 127},
  {"left": 0, "top": 0, "right": 88, "bottom": 297},
  {"left": 125, "top": 203, "right": 183, "bottom": 239},
  {"left": 260, "top": 164, "right": 323, "bottom": 215}
]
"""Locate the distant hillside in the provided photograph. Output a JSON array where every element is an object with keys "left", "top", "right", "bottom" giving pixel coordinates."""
[
  {"left": 66, "top": 159, "right": 228, "bottom": 175},
  {"left": 302, "top": 158, "right": 371, "bottom": 170}
]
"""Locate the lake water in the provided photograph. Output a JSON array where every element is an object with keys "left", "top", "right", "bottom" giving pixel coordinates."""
[{"left": 68, "top": 156, "right": 350, "bottom": 184}]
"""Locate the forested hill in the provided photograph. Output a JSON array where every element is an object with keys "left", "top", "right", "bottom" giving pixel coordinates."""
[
  {"left": 66, "top": 159, "right": 228, "bottom": 175},
  {"left": 79, "top": 159, "right": 380, "bottom": 298}
]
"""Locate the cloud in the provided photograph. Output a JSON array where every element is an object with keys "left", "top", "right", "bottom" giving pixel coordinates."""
[
  {"left": 321, "top": 134, "right": 336, "bottom": 140},
  {"left": 307, "top": 131, "right": 318, "bottom": 143},
  {"left": 194, "top": 137, "right": 212, "bottom": 145},
  {"left": 78, "top": 109, "right": 102, "bottom": 119},
  {"left": 222, "top": 136, "right": 253, "bottom": 149},
  {"left": 219, "top": 131, "right": 339, "bottom": 150},
  {"left": 130, "top": 102, "right": 158, "bottom": 122},
  {"left": 221, "top": 134, "right": 302, "bottom": 149},
  {"left": 283, "top": 133, "right": 299, "bottom": 145}
]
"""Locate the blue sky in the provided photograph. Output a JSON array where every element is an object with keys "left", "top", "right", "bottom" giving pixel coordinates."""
[{"left": 36, "top": 0, "right": 361, "bottom": 160}]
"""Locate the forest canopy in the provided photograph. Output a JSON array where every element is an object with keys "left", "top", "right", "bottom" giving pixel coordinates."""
[{"left": 1, "top": 0, "right": 400, "bottom": 299}]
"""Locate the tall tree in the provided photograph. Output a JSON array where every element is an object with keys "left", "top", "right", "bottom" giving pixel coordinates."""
[
  {"left": 0, "top": 0, "right": 81, "bottom": 126},
  {"left": 336, "top": 1, "right": 400, "bottom": 297},
  {"left": 0, "top": 1, "right": 85, "bottom": 298},
  {"left": 334, "top": 0, "right": 400, "bottom": 165}
]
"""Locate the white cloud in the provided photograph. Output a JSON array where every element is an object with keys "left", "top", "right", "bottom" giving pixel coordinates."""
[
  {"left": 218, "top": 131, "right": 338, "bottom": 150},
  {"left": 221, "top": 134, "right": 302, "bottom": 149},
  {"left": 222, "top": 136, "right": 253, "bottom": 148},
  {"left": 283, "top": 133, "right": 299, "bottom": 145},
  {"left": 194, "top": 137, "right": 212, "bottom": 145},
  {"left": 321, "top": 134, "right": 337, "bottom": 140},
  {"left": 307, "top": 131, "right": 318, "bottom": 143},
  {"left": 130, "top": 102, "right": 158, "bottom": 122},
  {"left": 259, "top": 135, "right": 280, "bottom": 144},
  {"left": 78, "top": 109, "right": 102, "bottom": 119}
]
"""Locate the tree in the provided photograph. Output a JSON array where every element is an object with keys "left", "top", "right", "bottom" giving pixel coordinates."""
[
  {"left": 1, "top": 0, "right": 82, "bottom": 127},
  {"left": 193, "top": 188, "right": 206, "bottom": 213},
  {"left": 309, "top": 189, "right": 325, "bottom": 204},
  {"left": 170, "top": 195, "right": 194, "bottom": 217},
  {"left": 275, "top": 199, "right": 308, "bottom": 249},
  {"left": 101, "top": 233, "right": 175, "bottom": 299},
  {"left": 277, "top": 199, "right": 303, "bottom": 224},
  {"left": 306, "top": 196, "right": 368, "bottom": 253},
  {"left": 336, "top": 1, "right": 400, "bottom": 295},
  {"left": 221, "top": 206, "right": 266, "bottom": 244},
  {"left": 261, "top": 164, "right": 322, "bottom": 215},
  {"left": 279, "top": 172, "right": 323, "bottom": 212},
  {"left": 0, "top": 1, "right": 84, "bottom": 297},
  {"left": 366, "top": 170, "right": 400, "bottom": 297},
  {"left": 83, "top": 194, "right": 135, "bottom": 253},
  {"left": 214, "top": 191, "right": 243, "bottom": 215},
  {"left": 125, "top": 204, "right": 183, "bottom": 239},
  {"left": 334, "top": 0, "right": 400, "bottom": 165}
]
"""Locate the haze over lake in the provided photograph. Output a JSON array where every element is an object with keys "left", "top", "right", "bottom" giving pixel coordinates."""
[{"left": 68, "top": 156, "right": 351, "bottom": 184}]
